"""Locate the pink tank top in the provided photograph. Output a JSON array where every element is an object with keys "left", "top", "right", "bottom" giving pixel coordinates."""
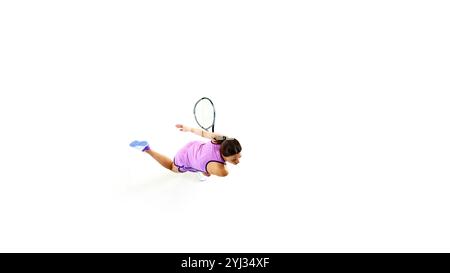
[{"left": 174, "top": 141, "right": 226, "bottom": 173}]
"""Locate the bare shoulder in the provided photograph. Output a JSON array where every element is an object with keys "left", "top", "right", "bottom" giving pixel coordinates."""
[{"left": 206, "top": 162, "right": 228, "bottom": 177}]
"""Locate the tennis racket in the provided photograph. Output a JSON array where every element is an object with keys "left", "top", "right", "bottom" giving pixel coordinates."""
[{"left": 193, "top": 97, "right": 216, "bottom": 133}]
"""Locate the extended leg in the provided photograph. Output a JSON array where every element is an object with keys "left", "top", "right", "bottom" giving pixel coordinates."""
[
  {"left": 145, "top": 149, "right": 180, "bottom": 173},
  {"left": 129, "top": 140, "right": 179, "bottom": 173}
]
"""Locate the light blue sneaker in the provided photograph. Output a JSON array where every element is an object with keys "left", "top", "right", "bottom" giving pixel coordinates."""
[{"left": 129, "top": 140, "right": 150, "bottom": 152}]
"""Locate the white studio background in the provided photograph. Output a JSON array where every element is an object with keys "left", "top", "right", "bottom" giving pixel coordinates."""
[{"left": 0, "top": 1, "right": 449, "bottom": 252}]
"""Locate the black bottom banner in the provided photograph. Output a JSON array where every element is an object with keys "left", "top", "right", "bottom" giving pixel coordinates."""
[{"left": 0, "top": 253, "right": 448, "bottom": 272}]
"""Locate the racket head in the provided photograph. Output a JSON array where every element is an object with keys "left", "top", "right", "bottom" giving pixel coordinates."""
[{"left": 193, "top": 97, "right": 216, "bottom": 132}]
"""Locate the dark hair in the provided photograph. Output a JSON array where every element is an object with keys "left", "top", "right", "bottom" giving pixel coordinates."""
[{"left": 220, "top": 139, "right": 242, "bottom": 157}]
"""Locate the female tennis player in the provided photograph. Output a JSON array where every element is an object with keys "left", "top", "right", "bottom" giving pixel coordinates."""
[{"left": 130, "top": 124, "right": 242, "bottom": 177}]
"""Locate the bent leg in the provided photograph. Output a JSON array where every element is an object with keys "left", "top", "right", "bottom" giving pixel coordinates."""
[{"left": 145, "top": 149, "right": 180, "bottom": 173}]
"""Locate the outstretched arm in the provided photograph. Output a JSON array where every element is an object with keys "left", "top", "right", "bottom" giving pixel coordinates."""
[{"left": 175, "top": 124, "right": 227, "bottom": 141}]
